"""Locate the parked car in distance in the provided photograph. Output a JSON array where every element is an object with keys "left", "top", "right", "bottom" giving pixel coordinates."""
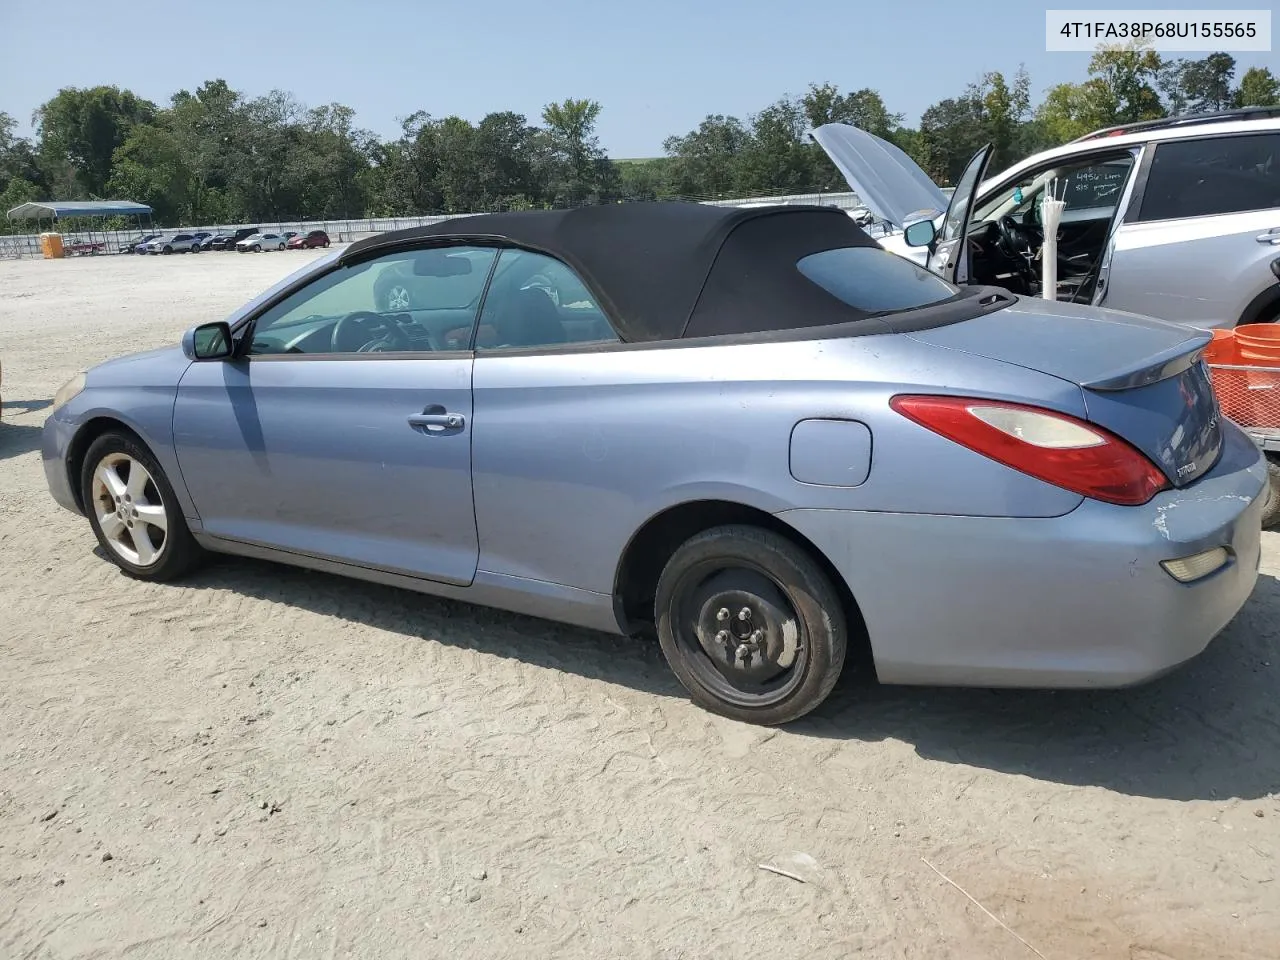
[
  {"left": 122, "top": 233, "right": 161, "bottom": 254},
  {"left": 287, "top": 229, "right": 331, "bottom": 250},
  {"left": 235, "top": 232, "right": 287, "bottom": 253},
  {"left": 144, "top": 233, "right": 202, "bottom": 255},
  {"left": 813, "top": 107, "right": 1280, "bottom": 329},
  {"left": 41, "top": 202, "right": 1268, "bottom": 725},
  {"left": 370, "top": 247, "right": 495, "bottom": 312},
  {"left": 208, "top": 228, "right": 260, "bottom": 251}
]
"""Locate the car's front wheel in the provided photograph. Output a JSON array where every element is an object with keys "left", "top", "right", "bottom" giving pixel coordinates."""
[
  {"left": 81, "top": 431, "right": 204, "bottom": 582},
  {"left": 654, "top": 525, "right": 848, "bottom": 725},
  {"left": 253, "top": 244, "right": 262, "bottom": 253}
]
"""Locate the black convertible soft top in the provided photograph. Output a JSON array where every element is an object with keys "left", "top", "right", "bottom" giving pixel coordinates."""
[{"left": 340, "top": 201, "right": 1002, "bottom": 343}]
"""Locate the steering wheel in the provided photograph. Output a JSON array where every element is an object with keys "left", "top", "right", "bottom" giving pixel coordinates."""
[
  {"left": 993, "top": 215, "right": 1042, "bottom": 287},
  {"left": 330, "top": 311, "right": 411, "bottom": 353},
  {"left": 995, "top": 215, "right": 1032, "bottom": 256}
]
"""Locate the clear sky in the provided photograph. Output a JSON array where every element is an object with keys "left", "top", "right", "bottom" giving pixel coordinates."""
[{"left": 1, "top": 0, "right": 1275, "bottom": 157}]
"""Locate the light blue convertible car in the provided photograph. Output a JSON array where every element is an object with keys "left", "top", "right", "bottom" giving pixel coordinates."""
[{"left": 42, "top": 202, "right": 1268, "bottom": 724}]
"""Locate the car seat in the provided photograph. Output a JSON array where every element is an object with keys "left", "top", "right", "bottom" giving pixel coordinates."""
[{"left": 492, "top": 287, "right": 566, "bottom": 347}]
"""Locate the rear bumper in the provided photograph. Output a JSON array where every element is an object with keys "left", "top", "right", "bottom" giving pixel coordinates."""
[{"left": 779, "top": 422, "right": 1268, "bottom": 688}]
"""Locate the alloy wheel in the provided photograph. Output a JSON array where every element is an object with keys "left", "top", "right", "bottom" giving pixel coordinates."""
[
  {"left": 91, "top": 453, "right": 169, "bottom": 568},
  {"left": 387, "top": 285, "right": 411, "bottom": 310}
]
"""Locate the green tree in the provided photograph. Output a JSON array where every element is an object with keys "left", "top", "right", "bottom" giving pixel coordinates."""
[
  {"left": 919, "top": 94, "right": 987, "bottom": 184},
  {"left": 291, "top": 103, "right": 376, "bottom": 219},
  {"left": 166, "top": 79, "right": 244, "bottom": 222},
  {"left": 0, "top": 111, "right": 47, "bottom": 203},
  {"left": 1087, "top": 41, "right": 1166, "bottom": 123},
  {"left": 800, "top": 83, "right": 900, "bottom": 138},
  {"left": 472, "top": 111, "right": 539, "bottom": 208},
  {"left": 975, "top": 67, "right": 1032, "bottom": 169},
  {"left": 107, "top": 125, "right": 193, "bottom": 224},
  {"left": 34, "top": 86, "right": 157, "bottom": 196},
  {"left": 1170, "top": 53, "right": 1237, "bottom": 112},
  {"left": 614, "top": 158, "right": 670, "bottom": 201},
  {"left": 663, "top": 115, "right": 751, "bottom": 197},
  {"left": 0, "top": 176, "right": 41, "bottom": 232},
  {"left": 1157, "top": 60, "right": 1191, "bottom": 115},
  {"left": 1235, "top": 66, "right": 1280, "bottom": 107},
  {"left": 915, "top": 67, "right": 1034, "bottom": 185},
  {"left": 539, "top": 98, "right": 609, "bottom": 205},
  {"left": 1034, "top": 42, "right": 1163, "bottom": 144},
  {"left": 735, "top": 97, "right": 814, "bottom": 194},
  {"left": 1035, "top": 80, "right": 1113, "bottom": 143}
]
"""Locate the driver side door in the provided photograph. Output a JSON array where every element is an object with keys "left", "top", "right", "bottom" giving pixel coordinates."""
[
  {"left": 172, "top": 244, "right": 498, "bottom": 586},
  {"left": 926, "top": 144, "right": 993, "bottom": 284}
]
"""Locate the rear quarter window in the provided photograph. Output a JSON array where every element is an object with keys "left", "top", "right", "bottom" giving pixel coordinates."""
[
  {"left": 1139, "top": 132, "right": 1280, "bottom": 221},
  {"left": 797, "top": 246, "right": 959, "bottom": 313}
]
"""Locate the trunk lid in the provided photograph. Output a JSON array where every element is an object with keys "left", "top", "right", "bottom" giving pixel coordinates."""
[{"left": 907, "top": 297, "right": 1222, "bottom": 487}]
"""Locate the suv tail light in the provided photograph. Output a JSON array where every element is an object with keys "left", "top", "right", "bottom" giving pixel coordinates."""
[{"left": 890, "top": 395, "right": 1169, "bottom": 506}]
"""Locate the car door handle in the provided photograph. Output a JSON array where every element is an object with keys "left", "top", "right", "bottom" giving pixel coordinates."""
[
  {"left": 407, "top": 408, "right": 465, "bottom": 431},
  {"left": 1256, "top": 230, "right": 1280, "bottom": 245}
]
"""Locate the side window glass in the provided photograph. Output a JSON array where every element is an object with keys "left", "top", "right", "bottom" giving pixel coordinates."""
[
  {"left": 247, "top": 246, "right": 496, "bottom": 356},
  {"left": 1140, "top": 133, "right": 1280, "bottom": 221},
  {"left": 1055, "top": 159, "right": 1132, "bottom": 211},
  {"left": 971, "top": 156, "right": 1134, "bottom": 225},
  {"left": 475, "top": 249, "right": 618, "bottom": 351}
]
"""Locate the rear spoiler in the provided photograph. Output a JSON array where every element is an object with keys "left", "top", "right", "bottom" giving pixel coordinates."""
[{"left": 1080, "top": 331, "right": 1213, "bottom": 391}]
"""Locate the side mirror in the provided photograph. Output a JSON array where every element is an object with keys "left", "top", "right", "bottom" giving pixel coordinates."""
[
  {"left": 182, "top": 321, "right": 233, "bottom": 360},
  {"left": 903, "top": 219, "right": 937, "bottom": 248}
]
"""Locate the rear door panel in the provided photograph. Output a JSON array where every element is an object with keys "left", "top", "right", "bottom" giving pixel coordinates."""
[
  {"left": 1103, "top": 131, "right": 1280, "bottom": 326},
  {"left": 1103, "top": 208, "right": 1280, "bottom": 326}
]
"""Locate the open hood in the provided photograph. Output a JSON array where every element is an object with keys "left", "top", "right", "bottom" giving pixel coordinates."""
[{"left": 810, "top": 123, "right": 948, "bottom": 229}]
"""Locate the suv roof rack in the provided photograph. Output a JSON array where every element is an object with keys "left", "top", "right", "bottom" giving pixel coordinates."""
[{"left": 1069, "top": 106, "right": 1280, "bottom": 143}]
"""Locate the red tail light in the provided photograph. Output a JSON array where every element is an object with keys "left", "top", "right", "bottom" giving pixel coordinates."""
[{"left": 890, "top": 395, "right": 1169, "bottom": 506}]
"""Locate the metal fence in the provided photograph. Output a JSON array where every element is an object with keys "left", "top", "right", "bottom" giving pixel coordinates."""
[{"left": 0, "top": 191, "right": 871, "bottom": 260}]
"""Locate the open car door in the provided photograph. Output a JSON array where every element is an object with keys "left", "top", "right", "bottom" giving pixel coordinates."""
[{"left": 923, "top": 143, "right": 993, "bottom": 284}]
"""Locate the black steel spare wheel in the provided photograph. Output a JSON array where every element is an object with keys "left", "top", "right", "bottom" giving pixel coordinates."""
[{"left": 655, "top": 524, "right": 847, "bottom": 724}]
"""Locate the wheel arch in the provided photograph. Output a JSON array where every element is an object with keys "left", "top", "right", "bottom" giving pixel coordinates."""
[
  {"left": 65, "top": 417, "right": 150, "bottom": 513},
  {"left": 611, "top": 499, "right": 871, "bottom": 666},
  {"left": 1236, "top": 281, "right": 1280, "bottom": 327}
]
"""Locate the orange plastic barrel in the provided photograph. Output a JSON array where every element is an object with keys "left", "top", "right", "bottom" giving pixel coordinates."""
[
  {"left": 1202, "top": 327, "right": 1239, "bottom": 364},
  {"left": 1234, "top": 324, "right": 1280, "bottom": 365},
  {"left": 1202, "top": 328, "right": 1253, "bottom": 423}
]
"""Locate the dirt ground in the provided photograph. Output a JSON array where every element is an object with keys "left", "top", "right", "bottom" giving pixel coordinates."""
[{"left": 1, "top": 250, "right": 1277, "bottom": 960}]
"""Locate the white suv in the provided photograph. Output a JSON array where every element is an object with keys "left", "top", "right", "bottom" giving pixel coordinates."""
[{"left": 813, "top": 107, "right": 1280, "bottom": 330}]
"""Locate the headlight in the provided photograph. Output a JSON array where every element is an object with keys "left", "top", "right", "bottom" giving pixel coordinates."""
[{"left": 52, "top": 372, "right": 87, "bottom": 412}]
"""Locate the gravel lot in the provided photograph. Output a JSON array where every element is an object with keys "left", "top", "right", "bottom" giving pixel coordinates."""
[{"left": 1, "top": 250, "right": 1278, "bottom": 960}]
